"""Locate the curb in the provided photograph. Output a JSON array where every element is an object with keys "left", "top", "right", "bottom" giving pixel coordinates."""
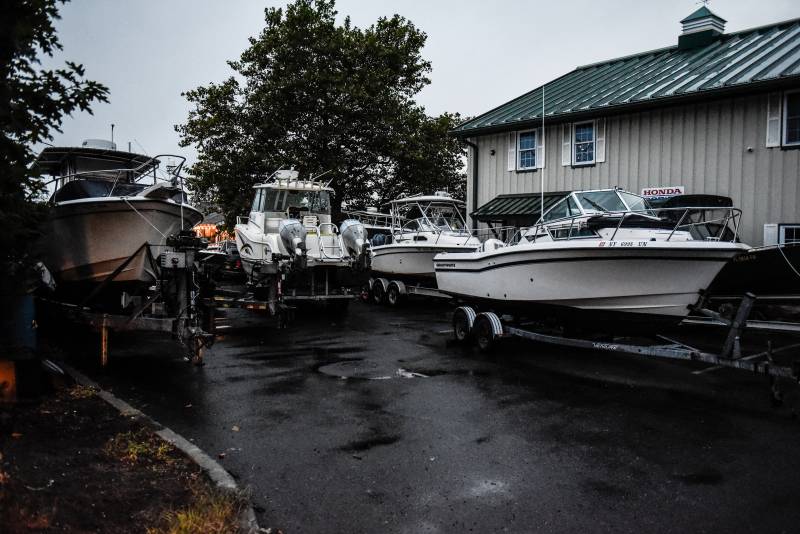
[{"left": 61, "top": 363, "right": 260, "bottom": 534}]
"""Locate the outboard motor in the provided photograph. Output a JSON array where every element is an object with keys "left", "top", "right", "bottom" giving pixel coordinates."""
[
  {"left": 279, "top": 218, "right": 306, "bottom": 258},
  {"left": 340, "top": 219, "right": 371, "bottom": 269}
]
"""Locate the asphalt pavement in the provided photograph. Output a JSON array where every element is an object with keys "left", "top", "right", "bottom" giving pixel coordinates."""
[{"left": 69, "top": 298, "right": 800, "bottom": 534}]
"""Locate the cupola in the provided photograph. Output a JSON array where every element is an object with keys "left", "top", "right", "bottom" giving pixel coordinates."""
[{"left": 679, "top": 6, "right": 726, "bottom": 49}]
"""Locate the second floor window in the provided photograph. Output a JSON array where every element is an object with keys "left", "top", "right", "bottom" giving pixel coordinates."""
[
  {"left": 573, "top": 122, "right": 595, "bottom": 164},
  {"left": 518, "top": 131, "right": 537, "bottom": 169}
]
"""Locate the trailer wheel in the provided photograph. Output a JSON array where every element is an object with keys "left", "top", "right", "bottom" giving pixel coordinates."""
[
  {"left": 386, "top": 283, "right": 402, "bottom": 306},
  {"left": 452, "top": 306, "right": 476, "bottom": 343},
  {"left": 372, "top": 281, "right": 386, "bottom": 305},
  {"left": 473, "top": 312, "right": 503, "bottom": 353}
]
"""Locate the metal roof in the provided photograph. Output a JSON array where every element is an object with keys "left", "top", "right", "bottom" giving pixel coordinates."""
[
  {"left": 471, "top": 192, "right": 570, "bottom": 221},
  {"left": 453, "top": 17, "right": 800, "bottom": 136}
]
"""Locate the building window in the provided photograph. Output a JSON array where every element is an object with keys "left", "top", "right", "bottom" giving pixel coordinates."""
[
  {"left": 780, "top": 224, "right": 800, "bottom": 245},
  {"left": 518, "top": 130, "right": 536, "bottom": 169},
  {"left": 784, "top": 92, "right": 800, "bottom": 146},
  {"left": 573, "top": 121, "right": 595, "bottom": 165}
]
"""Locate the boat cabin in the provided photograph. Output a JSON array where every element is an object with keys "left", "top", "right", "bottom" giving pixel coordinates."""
[
  {"left": 248, "top": 170, "right": 335, "bottom": 235},
  {"left": 33, "top": 140, "right": 184, "bottom": 203},
  {"left": 388, "top": 192, "right": 470, "bottom": 242}
]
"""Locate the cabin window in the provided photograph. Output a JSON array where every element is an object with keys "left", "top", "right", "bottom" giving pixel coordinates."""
[
  {"left": 518, "top": 131, "right": 537, "bottom": 170},
  {"left": 251, "top": 189, "right": 263, "bottom": 212},
  {"left": 783, "top": 92, "right": 800, "bottom": 146},
  {"left": 779, "top": 224, "right": 800, "bottom": 244},
  {"left": 573, "top": 122, "right": 595, "bottom": 165}
]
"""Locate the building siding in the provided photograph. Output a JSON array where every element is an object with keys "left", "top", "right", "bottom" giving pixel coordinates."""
[{"left": 467, "top": 91, "right": 800, "bottom": 246}]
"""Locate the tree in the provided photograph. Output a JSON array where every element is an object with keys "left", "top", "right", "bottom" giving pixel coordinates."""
[
  {"left": 0, "top": 0, "right": 108, "bottom": 286},
  {"left": 178, "top": 0, "right": 466, "bottom": 226}
]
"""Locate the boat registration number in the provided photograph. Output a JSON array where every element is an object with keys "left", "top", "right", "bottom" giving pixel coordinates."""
[{"left": 598, "top": 241, "right": 649, "bottom": 248}]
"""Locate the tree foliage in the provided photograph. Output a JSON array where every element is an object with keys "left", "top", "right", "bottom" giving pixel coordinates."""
[
  {"left": 0, "top": 0, "right": 108, "bottom": 282},
  {"left": 178, "top": 0, "right": 466, "bottom": 225}
]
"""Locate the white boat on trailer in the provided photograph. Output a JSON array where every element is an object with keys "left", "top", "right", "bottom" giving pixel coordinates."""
[
  {"left": 434, "top": 188, "right": 750, "bottom": 328},
  {"left": 369, "top": 192, "right": 480, "bottom": 304},
  {"left": 34, "top": 140, "right": 203, "bottom": 299},
  {"left": 235, "top": 170, "right": 370, "bottom": 310}
]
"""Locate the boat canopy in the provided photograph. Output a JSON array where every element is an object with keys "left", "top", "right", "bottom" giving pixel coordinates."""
[
  {"left": 388, "top": 192, "right": 469, "bottom": 234},
  {"left": 33, "top": 146, "right": 155, "bottom": 180}
]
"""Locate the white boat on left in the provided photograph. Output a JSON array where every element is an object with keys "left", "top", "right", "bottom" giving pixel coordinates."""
[{"left": 34, "top": 139, "right": 203, "bottom": 295}]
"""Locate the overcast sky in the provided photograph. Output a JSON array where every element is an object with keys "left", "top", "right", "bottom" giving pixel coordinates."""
[{"left": 39, "top": 0, "right": 799, "bottom": 162}]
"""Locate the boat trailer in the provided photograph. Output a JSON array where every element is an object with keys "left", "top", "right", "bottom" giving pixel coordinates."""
[
  {"left": 38, "top": 231, "right": 215, "bottom": 366},
  {"left": 452, "top": 294, "right": 800, "bottom": 404}
]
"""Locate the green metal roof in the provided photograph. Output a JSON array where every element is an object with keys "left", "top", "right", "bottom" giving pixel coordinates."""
[
  {"left": 681, "top": 6, "right": 725, "bottom": 24},
  {"left": 453, "top": 17, "right": 800, "bottom": 137},
  {"left": 472, "top": 192, "right": 569, "bottom": 221}
]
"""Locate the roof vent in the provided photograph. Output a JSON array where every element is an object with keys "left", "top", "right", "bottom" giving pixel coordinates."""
[
  {"left": 81, "top": 139, "right": 116, "bottom": 150},
  {"left": 434, "top": 191, "right": 451, "bottom": 198},
  {"left": 679, "top": 6, "right": 726, "bottom": 49}
]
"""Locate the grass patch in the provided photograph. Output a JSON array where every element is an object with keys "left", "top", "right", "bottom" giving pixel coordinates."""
[
  {"left": 147, "top": 482, "right": 245, "bottom": 534},
  {"left": 105, "top": 429, "right": 174, "bottom": 465}
]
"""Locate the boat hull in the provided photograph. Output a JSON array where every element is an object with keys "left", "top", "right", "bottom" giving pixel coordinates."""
[
  {"left": 707, "top": 244, "right": 800, "bottom": 299},
  {"left": 40, "top": 198, "right": 202, "bottom": 286},
  {"left": 371, "top": 244, "right": 480, "bottom": 285},
  {"left": 434, "top": 241, "right": 748, "bottom": 323}
]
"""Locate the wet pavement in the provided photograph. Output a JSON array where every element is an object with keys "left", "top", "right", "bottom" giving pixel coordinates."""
[{"left": 68, "top": 299, "right": 800, "bottom": 534}]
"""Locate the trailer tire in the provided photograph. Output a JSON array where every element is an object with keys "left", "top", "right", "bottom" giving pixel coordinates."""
[
  {"left": 372, "top": 280, "right": 386, "bottom": 305},
  {"left": 474, "top": 312, "right": 502, "bottom": 353},
  {"left": 386, "top": 282, "right": 405, "bottom": 307},
  {"left": 452, "top": 306, "right": 476, "bottom": 343}
]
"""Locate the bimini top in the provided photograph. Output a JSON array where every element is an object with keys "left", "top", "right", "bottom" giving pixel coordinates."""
[
  {"left": 390, "top": 192, "right": 465, "bottom": 206},
  {"left": 32, "top": 145, "right": 155, "bottom": 178},
  {"left": 254, "top": 169, "right": 334, "bottom": 192}
]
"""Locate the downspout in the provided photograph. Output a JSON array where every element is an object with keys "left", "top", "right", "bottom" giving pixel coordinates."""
[{"left": 462, "top": 137, "right": 479, "bottom": 232}]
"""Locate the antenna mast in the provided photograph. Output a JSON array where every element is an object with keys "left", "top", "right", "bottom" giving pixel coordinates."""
[{"left": 540, "top": 85, "right": 545, "bottom": 222}]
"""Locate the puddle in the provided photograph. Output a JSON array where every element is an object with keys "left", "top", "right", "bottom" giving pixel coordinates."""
[{"left": 317, "top": 360, "right": 428, "bottom": 380}]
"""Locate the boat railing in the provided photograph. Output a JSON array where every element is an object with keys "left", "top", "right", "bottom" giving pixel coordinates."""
[
  {"left": 511, "top": 205, "right": 742, "bottom": 245},
  {"left": 44, "top": 154, "right": 188, "bottom": 198},
  {"left": 392, "top": 218, "right": 477, "bottom": 246},
  {"left": 343, "top": 210, "right": 393, "bottom": 229}
]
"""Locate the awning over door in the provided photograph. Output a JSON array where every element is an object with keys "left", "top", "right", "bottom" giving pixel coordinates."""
[{"left": 471, "top": 192, "right": 570, "bottom": 225}]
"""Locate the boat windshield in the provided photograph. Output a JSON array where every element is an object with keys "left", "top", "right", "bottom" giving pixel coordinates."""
[
  {"left": 618, "top": 191, "right": 653, "bottom": 214},
  {"left": 542, "top": 196, "right": 582, "bottom": 222},
  {"left": 252, "top": 188, "right": 331, "bottom": 214},
  {"left": 574, "top": 191, "right": 627, "bottom": 213},
  {"left": 427, "top": 203, "right": 467, "bottom": 232}
]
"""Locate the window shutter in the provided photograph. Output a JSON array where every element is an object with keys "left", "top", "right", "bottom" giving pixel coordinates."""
[
  {"left": 561, "top": 123, "right": 571, "bottom": 166},
  {"left": 595, "top": 118, "right": 606, "bottom": 163},
  {"left": 536, "top": 127, "right": 545, "bottom": 169},
  {"left": 507, "top": 132, "right": 517, "bottom": 172},
  {"left": 766, "top": 93, "right": 782, "bottom": 148}
]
